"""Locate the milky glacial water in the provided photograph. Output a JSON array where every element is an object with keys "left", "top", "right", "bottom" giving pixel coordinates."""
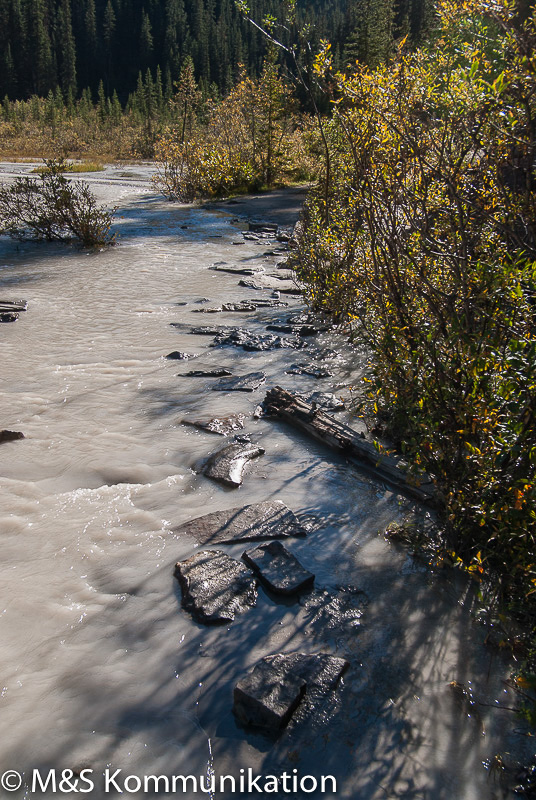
[{"left": 0, "top": 164, "right": 529, "bottom": 799}]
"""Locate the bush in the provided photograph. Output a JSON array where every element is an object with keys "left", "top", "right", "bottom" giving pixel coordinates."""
[
  {"left": 294, "top": 0, "right": 536, "bottom": 604},
  {"left": 0, "top": 159, "right": 115, "bottom": 246}
]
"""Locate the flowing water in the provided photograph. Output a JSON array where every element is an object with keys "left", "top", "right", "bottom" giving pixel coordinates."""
[{"left": 0, "top": 164, "right": 529, "bottom": 799}]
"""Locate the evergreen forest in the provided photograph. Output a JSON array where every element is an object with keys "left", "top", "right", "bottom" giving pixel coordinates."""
[{"left": 0, "top": 0, "right": 432, "bottom": 103}]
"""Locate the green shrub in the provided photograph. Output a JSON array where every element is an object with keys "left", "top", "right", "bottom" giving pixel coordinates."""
[
  {"left": 0, "top": 159, "right": 115, "bottom": 246},
  {"left": 293, "top": 0, "right": 536, "bottom": 603}
]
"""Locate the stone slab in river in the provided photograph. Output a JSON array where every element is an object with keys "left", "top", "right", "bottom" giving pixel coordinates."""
[
  {"left": 0, "top": 430, "right": 24, "bottom": 444},
  {"left": 172, "top": 501, "right": 308, "bottom": 545},
  {"left": 175, "top": 550, "right": 257, "bottom": 625},
  {"left": 233, "top": 653, "right": 349, "bottom": 732},
  {"left": 181, "top": 413, "right": 245, "bottom": 436},
  {"left": 181, "top": 368, "right": 233, "bottom": 377},
  {"left": 166, "top": 351, "right": 199, "bottom": 360},
  {"left": 203, "top": 441, "right": 265, "bottom": 487},
  {"left": 242, "top": 540, "right": 315, "bottom": 595},
  {"left": 211, "top": 372, "right": 266, "bottom": 392}
]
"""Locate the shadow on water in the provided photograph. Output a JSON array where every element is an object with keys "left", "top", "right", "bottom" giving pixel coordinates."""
[{"left": 21, "top": 450, "right": 519, "bottom": 800}]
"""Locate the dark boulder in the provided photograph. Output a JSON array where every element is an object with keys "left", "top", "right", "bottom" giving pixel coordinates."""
[
  {"left": 171, "top": 501, "right": 308, "bottom": 545},
  {"left": 203, "top": 441, "right": 265, "bottom": 487},
  {"left": 175, "top": 550, "right": 257, "bottom": 624},
  {"left": 242, "top": 540, "right": 315, "bottom": 595}
]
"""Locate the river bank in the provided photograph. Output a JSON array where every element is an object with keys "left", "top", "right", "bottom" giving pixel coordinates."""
[{"left": 0, "top": 164, "right": 530, "bottom": 799}]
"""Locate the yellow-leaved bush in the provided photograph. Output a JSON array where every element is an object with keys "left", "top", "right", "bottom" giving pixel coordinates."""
[{"left": 293, "top": 0, "right": 536, "bottom": 606}]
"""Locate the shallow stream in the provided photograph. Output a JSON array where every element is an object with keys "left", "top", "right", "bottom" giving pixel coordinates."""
[{"left": 0, "top": 164, "right": 529, "bottom": 799}]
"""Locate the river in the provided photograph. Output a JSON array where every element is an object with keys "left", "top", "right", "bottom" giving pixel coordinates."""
[{"left": 0, "top": 163, "right": 528, "bottom": 799}]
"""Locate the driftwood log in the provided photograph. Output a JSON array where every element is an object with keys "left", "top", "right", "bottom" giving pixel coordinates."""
[{"left": 263, "top": 387, "right": 437, "bottom": 506}]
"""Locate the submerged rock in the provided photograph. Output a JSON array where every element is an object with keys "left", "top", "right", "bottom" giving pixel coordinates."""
[
  {"left": 299, "top": 586, "right": 366, "bottom": 636},
  {"left": 211, "top": 372, "right": 266, "bottom": 392},
  {"left": 172, "top": 500, "right": 308, "bottom": 544},
  {"left": 212, "top": 329, "right": 305, "bottom": 352},
  {"left": 203, "top": 441, "right": 265, "bottom": 486},
  {"left": 182, "top": 413, "right": 245, "bottom": 436},
  {"left": 0, "top": 430, "right": 25, "bottom": 444},
  {"left": 242, "top": 540, "right": 315, "bottom": 595},
  {"left": 286, "top": 363, "right": 333, "bottom": 379},
  {"left": 233, "top": 653, "right": 349, "bottom": 732},
  {"left": 209, "top": 264, "right": 263, "bottom": 276},
  {"left": 181, "top": 368, "right": 233, "bottom": 377},
  {"left": 0, "top": 312, "right": 19, "bottom": 322},
  {"left": 267, "top": 323, "right": 322, "bottom": 337},
  {"left": 166, "top": 351, "right": 199, "bottom": 360},
  {"left": 175, "top": 550, "right": 257, "bottom": 625}
]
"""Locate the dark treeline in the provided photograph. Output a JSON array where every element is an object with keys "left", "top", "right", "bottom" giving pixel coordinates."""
[{"left": 0, "top": 0, "right": 432, "bottom": 105}]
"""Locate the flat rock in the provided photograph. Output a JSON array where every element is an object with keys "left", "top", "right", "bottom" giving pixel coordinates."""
[
  {"left": 213, "top": 329, "right": 305, "bottom": 352},
  {"left": 0, "top": 299, "right": 27, "bottom": 312},
  {"left": 245, "top": 298, "right": 288, "bottom": 308},
  {"left": 0, "top": 312, "right": 19, "bottom": 322},
  {"left": 286, "top": 363, "right": 333, "bottom": 379},
  {"left": 185, "top": 325, "right": 238, "bottom": 336},
  {"left": 203, "top": 441, "right": 265, "bottom": 486},
  {"left": 172, "top": 500, "right": 308, "bottom": 544},
  {"left": 233, "top": 653, "right": 349, "bottom": 732},
  {"left": 306, "top": 391, "right": 345, "bottom": 411},
  {"left": 221, "top": 302, "right": 257, "bottom": 312},
  {"left": 0, "top": 429, "right": 24, "bottom": 444},
  {"left": 266, "top": 323, "right": 322, "bottom": 337},
  {"left": 242, "top": 540, "right": 315, "bottom": 595},
  {"left": 181, "top": 368, "right": 233, "bottom": 377},
  {"left": 166, "top": 351, "right": 199, "bottom": 360},
  {"left": 209, "top": 264, "right": 263, "bottom": 276},
  {"left": 174, "top": 550, "right": 257, "bottom": 624},
  {"left": 239, "top": 276, "right": 301, "bottom": 294},
  {"left": 182, "top": 413, "right": 245, "bottom": 436},
  {"left": 212, "top": 372, "right": 266, "bottom": 392}
]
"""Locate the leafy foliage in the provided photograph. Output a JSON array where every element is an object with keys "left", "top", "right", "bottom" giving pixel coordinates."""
[
  {"left": 293, "top": 0, "right": 536, "bottom": 603},
  {"left": 0, "top": 159, "right": 115, "bottom": 246},
  {"left": 153, "top": 58, "right": 316, "bottom": 199}
]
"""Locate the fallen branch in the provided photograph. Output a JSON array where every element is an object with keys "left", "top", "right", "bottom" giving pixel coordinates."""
[{"left": 263, "top": 387, "right": 438, "bottom": 506}]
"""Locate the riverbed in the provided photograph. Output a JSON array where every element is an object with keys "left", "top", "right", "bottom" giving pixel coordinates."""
[{"left": 0, "top": 163, "right": 529, "bottom": 799}]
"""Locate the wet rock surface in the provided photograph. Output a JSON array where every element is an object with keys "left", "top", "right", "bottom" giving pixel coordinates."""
[
  {"left": 0, "top": 312, "right": 19, "bottom": 322},
  {"left": 242, "top": 540, "right": 315, "bottom": 595},
  {"left": 165, "top": 351, "right": 199, "bottom": 360},
  {"left": 299, "top": 586, "right": 366, "bottom": 638},
  {"left": 172, "top": 501, "right": 308, "bottom": 545},
  {"left": 0, "top": 299, "right": 28, "bottom": 312},
  {"left": 211, "top": 371, "right": 266, "bottom": 392},
  {"left": 181, "top": 368, "right": 233, "bottom": 377},
  {"left": 266, "top": 323, "right": 323, "bottom": 337},
  {"left": 208, "top": 264, "right": 264, "bottom": 276},
  {"left": 202, "top": 441, "right": 265, "bottom": 487},
  {"left": 239, "top": 276, "right": 301, "bottom": 294},
  {"left": 181, "top": 413, "right": 245, "bottom": 436},
  {"left": 233, "top": 653, "right": 349, "bottom": 732},
  {"left": 0, "top": 429, "right": 25, "bottom": 443},
  {"left": 174, "top": 550, "right": 258, "bottom": 625},
  {"left": 212, "top": 328, "right": 306, "bottom": 352},
  {"left": 306, "top": 391, "right": 345, "bottom": 411},
  {"left": 286, "top": 363, "right": 333, "bottom": 379}
]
